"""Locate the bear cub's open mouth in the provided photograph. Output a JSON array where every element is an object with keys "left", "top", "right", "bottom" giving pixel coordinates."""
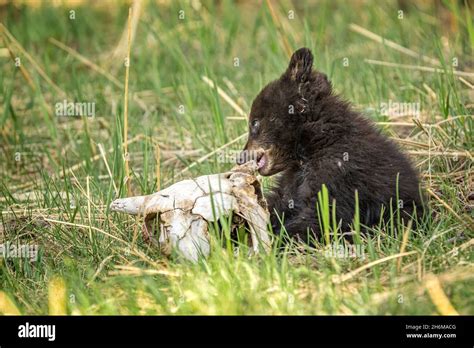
[{"left": 256, "top": 152, "right": 266, "bottom": 170}]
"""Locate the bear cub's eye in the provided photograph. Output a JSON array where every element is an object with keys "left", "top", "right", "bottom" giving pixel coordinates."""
[{"left": 251, "top": 119, "right": 260, "bottom": 128}]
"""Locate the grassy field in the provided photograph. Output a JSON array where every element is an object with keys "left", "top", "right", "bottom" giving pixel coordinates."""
[{"left": 0, "top": 0, "right": 473, "bottom": 315}]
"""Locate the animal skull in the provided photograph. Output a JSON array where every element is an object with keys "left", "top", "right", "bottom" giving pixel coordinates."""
[{"left": 110, "top": 161, "right": 271, "bottom": 262}]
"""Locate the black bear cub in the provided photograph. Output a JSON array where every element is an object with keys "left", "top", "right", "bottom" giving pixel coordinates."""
[{"left": 237, "top": 48, "right": 423, "bottom": 242}]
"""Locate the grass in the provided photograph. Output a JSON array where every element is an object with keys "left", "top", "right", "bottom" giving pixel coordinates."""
[{"left": 0, "top": 0, "right": 473, "bottom": 315}]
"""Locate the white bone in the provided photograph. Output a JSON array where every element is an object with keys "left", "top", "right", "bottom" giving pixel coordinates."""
[{"left": 110, "top": 161, "right": 271, "bottom": 262}]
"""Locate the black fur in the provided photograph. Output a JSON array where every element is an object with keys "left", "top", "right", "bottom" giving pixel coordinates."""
[{"left": 237, "top": 48, "right": 424, "bottom": 241}]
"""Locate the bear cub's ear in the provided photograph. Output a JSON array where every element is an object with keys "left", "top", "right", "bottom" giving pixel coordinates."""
[{"left": 284, "top": 47, "right": 314, "bottom": 83}]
